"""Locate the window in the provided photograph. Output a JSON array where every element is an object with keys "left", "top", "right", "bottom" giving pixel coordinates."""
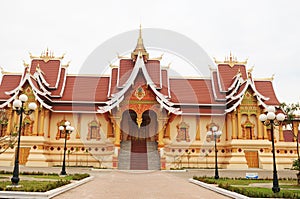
[
  {"left": 176, "top": 122, "right": 190, "bottom": 142},
  {"left": 87, "top": 120, "right": 101, "bottom": 140}
]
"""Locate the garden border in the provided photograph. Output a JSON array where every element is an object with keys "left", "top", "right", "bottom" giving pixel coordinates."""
[
  {"left": 0, "top": 176, "right": 94, "bottom": 199},
  {"left": 189, "top": 178, "right": 249, "bottom": 199}
]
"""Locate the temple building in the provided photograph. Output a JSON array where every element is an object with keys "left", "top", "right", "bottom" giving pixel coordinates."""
[{"left": 0, "top": 28, "right": 298, "bottom": 170}]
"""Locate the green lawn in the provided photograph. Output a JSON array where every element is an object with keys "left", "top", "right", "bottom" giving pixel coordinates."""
[
  {"left": 0, "top": 171, "right": 89, "bottom": 192},
  {"left": 194, "top": 176, "right": 300, "bottom": 198}
]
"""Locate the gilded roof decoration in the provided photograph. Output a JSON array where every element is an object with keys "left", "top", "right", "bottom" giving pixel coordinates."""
[
  {"left": 29, "top": 48, "right": 65, "bottom": 63},
  {"left": 214, "top": 52, "right": 248, "bottom": 67}
]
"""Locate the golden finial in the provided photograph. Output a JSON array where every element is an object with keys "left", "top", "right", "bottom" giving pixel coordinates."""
[
  {"left": 117, "top": 52, "right": 130, "bottom": 59},
  {"left": 61, "top": 61, "right": 71, "bottom": 68},
  {"left": 214, "top": 52, "right": 248, "bottom": 67},
  {"left": 131, "top": 24, "right": 149, "bottom": 60},
  {"left": 139, "top": 24, "right": 142, "bottom": 39},
  {"left": 23, "top": 60, "right": 29, "bottom": 67},
  {"left": 271, "top": 74, "right": 275, "bottom": 81},
  {"left": 247, "top": 65, "right": 254, "bottom": 73},
  {"left": 151, "top": 53, "right": 164, "bottom": 61}
]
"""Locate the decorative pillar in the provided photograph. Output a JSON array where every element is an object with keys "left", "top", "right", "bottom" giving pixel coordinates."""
[
  {"left": 76, "top": 113, "right": 81, "bottom": 139},
  {"left": 293, "top": 121, "right": 298, "bottom": 142},
  {"left": 263, "top": 125, "right": 268, "bottom": 140},
  {"left": 107, "top": 121, "right": 113, "bottom": 138},
  {"left": 196, "top": 116, "right": 201, "bottom": 141},
  {"left": 6, "top": 110, "right": 12, "bottom": 135},
  {"left": 47, "top": 110, "right": 51, "bottom": 138},
  {"left": 232, "top": 113, "right": 237, "bottom": 139},
  {"left": 158, "top": 118, "right": 166, "bottom": 147},
  {"left": 279, "top": 124, "right": 284, "bottom": 142},
  {"left": 225, "top": 114, "right": 229, "bottom": 141},
  {"left": 165, "top": 123, "right": 170, "bottom": 139},
  {"left": 257, "top": 114, "right": 263, "bottom": 139},
  {"left": 237, "top": 109, "right": 242, "bottom": 139},
  {"left": 39, "top": 108, "right": 45, "bottom": 136},
  {"left": 114, "top": 117, "right": 121, "bottom": 146},
  {"left": 33, "top": 108, "right": 39, "bottom": 135}
]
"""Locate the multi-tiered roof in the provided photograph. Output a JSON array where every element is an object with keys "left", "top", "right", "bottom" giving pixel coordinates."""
[{"left": 0, "top": 30, "right": 280, "bottom": 115}]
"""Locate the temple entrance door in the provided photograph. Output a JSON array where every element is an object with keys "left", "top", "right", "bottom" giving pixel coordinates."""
[
  {"left": 140, "top": 110, "right": 158, "bottom": 141},
  {"left": 121, "top": 110, "right": 158, "bottom": 141},
  {"left": 119, "top": 109, "right": 160, "bottom": 170}
]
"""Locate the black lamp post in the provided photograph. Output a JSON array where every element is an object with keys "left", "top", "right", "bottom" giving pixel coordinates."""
[
  {"left": 11, "top": 94, "right": 37, "bottom": 185},
  {"left": 207, "top": 125, "right": 222, "bottom": 179},
  {"left": 259, "top": 106, "right": 285, "bottom": 193},
  {"left": 59, "top": 121, "right": 74, "bottom": 175}
]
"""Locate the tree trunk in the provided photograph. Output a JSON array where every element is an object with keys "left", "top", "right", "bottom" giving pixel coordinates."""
[{"left": 297, "top": 172, "right": 300, "bottom": 186}]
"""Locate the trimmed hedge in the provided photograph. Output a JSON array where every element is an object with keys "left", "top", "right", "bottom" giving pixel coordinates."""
[{"left": 193, "top": 176, "right": 300, "bottom": 199}]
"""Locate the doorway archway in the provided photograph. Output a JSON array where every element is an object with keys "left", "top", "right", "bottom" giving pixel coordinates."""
[
  {"left": 121, "top": 109, "right": 158, "bottom": 141},
  {"left": 119, "top": 109, "right": 160, "bottom": 170}
]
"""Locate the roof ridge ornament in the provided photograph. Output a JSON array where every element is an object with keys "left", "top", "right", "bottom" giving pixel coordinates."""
[
  {"left": 29, "top": 48, "right": 65, "bottom": 63},
  {"left": 131, "top": 24, "right": 149, "bottom": 61},
  {"left": 214, "top": 52, "right": 248, "bottom": 67}
]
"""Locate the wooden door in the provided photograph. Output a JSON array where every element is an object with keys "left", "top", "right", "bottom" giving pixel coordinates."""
[
  {"left": 18, "top": 147, "right": 31, "bottom": 165},
  {"left": 244, "top": 151, "right": 259, "bottom": 168}
]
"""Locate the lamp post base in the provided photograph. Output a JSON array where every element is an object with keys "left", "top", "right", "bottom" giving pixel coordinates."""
[
  {"left": 60, "top": 170, "right": 67, "bottom": 176},
  {"left": 11, "top": 176, "right": 20, "bottom": 185},
  {"left": 272, "top": 187, "right": 280, "bottom": 193}
]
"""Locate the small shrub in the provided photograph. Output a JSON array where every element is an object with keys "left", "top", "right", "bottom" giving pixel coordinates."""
[{"left": 71, "top": 173, "right": 90, "bottom": 180}]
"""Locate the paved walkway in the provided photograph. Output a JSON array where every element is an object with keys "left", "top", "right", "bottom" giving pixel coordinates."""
[
  {"left": 52, "top": 170, "right": 230, "bottom": 199},
  {"left": 0, "top": 166, "right": 297, "bottom": 199}
]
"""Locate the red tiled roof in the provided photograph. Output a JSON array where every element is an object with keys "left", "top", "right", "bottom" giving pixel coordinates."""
[
  {"left": 51, "top": 104, "right": 99, "bottom": 112},
  {"left": 145, "top": 60, "right": 161, "bottom": 88},
  {"left": 51, "top": 68, "right": 66, "bottom": 96},
  {"left": 118, "top": 59, "right": 134, "bottom": 87},
  {"left": 212, "top": 71, "right": 226, "bottom": 99},
  {"left": 169, "top": 78, "right": 223, "bottom": 104},
  {"left": 57, "top": 76, "right": 109, "bottom": 102},
  {"left": 160, "top": 70, "right": 169, "bottom": 96},
  {"left": 217, "top": 64, "right": 247, "bottom": 91},
  {"left": 180, "top": 106, "right": 225, "bottom": 114},
  {"left": 31, "top": 60, "right": 61, "bottom": 88},
  {"left": 0, "top": 74, "right": 22, "bottom": 99},
  {"left": 254, "top": 80, "right": 280, "bottom": 105},
  {"left": 109, "top": 68, "right": 118, "bottom": 96}
]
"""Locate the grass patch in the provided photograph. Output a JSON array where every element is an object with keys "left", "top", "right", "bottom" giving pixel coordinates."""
[
  {"left": 0, "top": 171, "right": 90, "bottom": 192},
  {"left": 0, "top": 180, "right": 70, "bottom": 192},
  {"left": 193, "top": 176, "right": 300, "bottom": 198}
]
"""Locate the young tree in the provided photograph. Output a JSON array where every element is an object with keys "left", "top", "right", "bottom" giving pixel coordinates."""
[
  {"left": 0, "top": 109, "right": 17, "bottom": 154},
  {"left": 281, "top": 102, "right": 300, "bottom": 184},
  {"left": 280, "top": 102, "right": 300, "bottom": 159}
]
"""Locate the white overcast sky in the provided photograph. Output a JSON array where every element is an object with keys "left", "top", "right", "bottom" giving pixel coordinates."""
[{"left": 0, "top": 0, "right": 299, "bottom": 103}]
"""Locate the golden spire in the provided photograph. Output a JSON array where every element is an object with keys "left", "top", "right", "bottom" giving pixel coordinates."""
[
  {"left": 131, "top": 24, "right": 149, "bottom": 61},
  {"left": 214, "top": 52, "right": 248, "bottom": 67}
]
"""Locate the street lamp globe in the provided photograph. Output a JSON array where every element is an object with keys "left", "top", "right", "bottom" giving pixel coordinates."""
[
  {"left": 267, "top": 106, "right": 276, "bottom": 113},
  {"left": 276, "top": 113, "right": 285, "bottom": 121},
  {"left": 65, "top": 121, "right": 71, "bottom": 126},
  {"left": 212, "top": 126, "right": 218, "bottom": 132},
  {"left": 13, "top": 100, "right": 22, "bottom": 109},
  {"left": 19, "top": 94, "right": 28, "bottom": 102},
  {"left": 259, "top": 114, "right": 267, "bottom": 122},
  {"left": 267, "top": 112, "right": 276, "bottom": 120},
  {"left": 28, "top": 102, "right": 37, "bottom": 110}
]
